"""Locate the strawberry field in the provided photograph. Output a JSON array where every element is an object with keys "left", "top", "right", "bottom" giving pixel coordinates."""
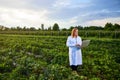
[{"left": 0, "top": 34, "right": 120, "bottom": 80}]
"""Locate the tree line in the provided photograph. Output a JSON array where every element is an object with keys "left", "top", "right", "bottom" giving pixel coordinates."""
[{"left": 0, "top": 22, "right": 120, "bottom": 31}]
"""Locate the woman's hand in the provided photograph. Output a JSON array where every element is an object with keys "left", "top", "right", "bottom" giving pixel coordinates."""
[{"left": 76, "top": 44, "right": 81, "bottom": 48}]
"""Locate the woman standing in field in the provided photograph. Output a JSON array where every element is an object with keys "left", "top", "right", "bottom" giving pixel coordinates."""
[{"left": 66, "top": 28, "right": 82, "bottom": 72}]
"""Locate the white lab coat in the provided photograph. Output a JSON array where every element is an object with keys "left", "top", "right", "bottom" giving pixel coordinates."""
[{"left": 66, "top": 36, "right": 82, "bottom": 66}]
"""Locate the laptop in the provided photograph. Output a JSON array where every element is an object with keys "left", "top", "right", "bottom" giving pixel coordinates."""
[{"left": 81, "top": 40, "right": 90, "bottom": 48}]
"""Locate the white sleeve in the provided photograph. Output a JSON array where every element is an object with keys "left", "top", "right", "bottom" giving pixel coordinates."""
[
  {"left": 77, "top": 37, "right": 82, "bottom": 46},
  {"left": 66, "top": 36, "right": 76, "bottom": 47}
]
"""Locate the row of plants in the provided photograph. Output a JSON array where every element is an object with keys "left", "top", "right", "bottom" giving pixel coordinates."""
[
  {"left": 0, "top": 34, "right": 120, "bottom": 80},
  {"left": 0, "top": 30, "right": 120, "bottom": 38}
]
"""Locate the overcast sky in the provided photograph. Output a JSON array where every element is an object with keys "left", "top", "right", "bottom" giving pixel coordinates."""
[{"left": 0, "top": 0, "right": 120, "bottom": 29}]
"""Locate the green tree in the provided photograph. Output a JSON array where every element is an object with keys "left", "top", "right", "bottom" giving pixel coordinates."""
[
  {"left": 61, "top": 28, "right": 67, "bottom": 31},
  {"left": 16, "top": 26, "right": 22, "bottom": 31},
  {"left": 48, "top": 26, "right": 52, "bottom": 31},
  {"left": 114, "top": 23, "right": 120, "bottom": 31},
  {"left": 77, "top": 25, "right": 83, "bottom": 30},
  {"left": 84, "top": 26, "right": 103, "bottom": 30},
  {"left": 30, "top": 27, "right": 36, "bottom": 31},
  {"left": 104, "top": 23, "right": 114, "bottom": 30},
  {"left": 38, "top": 28, "right": 41, "bottom": 30},
  {"left": 53, "top": 23, "right": 59, "bottom": 31},
  {"left": 41, "top": 24, "right": 44, "bottom": 30},
  {"left": 23, "top": 26, "right": 27, "bottom": 31},
  {"left": 0, "top": 25, "right": 5, "bottom": 30}
]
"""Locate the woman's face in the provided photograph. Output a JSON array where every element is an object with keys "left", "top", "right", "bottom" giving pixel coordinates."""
[{"left": 74, "top": 30, "right": 78, "bottom": 36}]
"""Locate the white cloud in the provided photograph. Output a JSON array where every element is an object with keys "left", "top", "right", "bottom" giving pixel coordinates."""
[
  {"left": 82, "top": 17, "right": 120, "bottom": 27},
  {"left": 68, "top": 16, "right": 78, "bottom": 24},
  {"left": 53, "top": 0, "right": 71, "bottom": 8},
  {"left": 0, "top": 0, "right": 120, "bottom": 29},
  {"left": 81, "top": 9, "right": 110, "bottom": 17},
  {"left": 53, "top": 0, "right": 92, "bottom": 9},
  {"left": 0, "top": 0, "right": 31, "bottom": 9},
  {"left": 0, "top": 7, "right": 51, "bottom": 28}
]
